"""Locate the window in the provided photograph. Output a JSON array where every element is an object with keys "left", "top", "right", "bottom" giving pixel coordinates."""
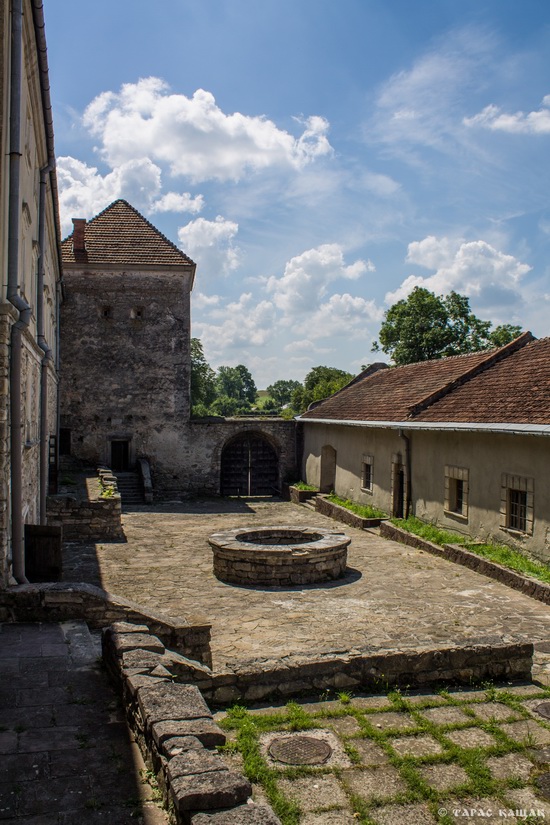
[
  {"left": 502, "top": 474, "right": 533, "bottom": 534},
  {"left": 361, "top": 455, "right": 373, "bottom": 492},
  {"left": 508, "top": 489, "right": 527, "bottom": 532},
  {"left": 444, "top": 466, "right": 469, "bottom": 519},
  {"left": 131, "top": 307, "right": 144, "bottom": 320},
  {"left": 101, "top": 306, "right": 112, "bottom": 319}
]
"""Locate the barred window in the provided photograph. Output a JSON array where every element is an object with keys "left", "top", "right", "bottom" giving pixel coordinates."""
[
  {"left": 444, "top": 466, "right": 469, "bottom": 519},
  {"left": 501, "top": 474, "right": 533, "bottom": 535},
  {"left": 361, "top": 455, "right": 373, "bottom": 492},
  {"left": 508, "top": 489, "right": 528, "bottom": 532}
]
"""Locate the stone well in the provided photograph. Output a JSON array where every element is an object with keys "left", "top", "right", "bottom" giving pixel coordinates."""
[{"left": 208, "top": 526, "right": 350, "bottom": 586}]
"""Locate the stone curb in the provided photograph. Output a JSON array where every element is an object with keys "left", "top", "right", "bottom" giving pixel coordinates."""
[
  {"left": 102, "top": 623, "right": 281, "bottom": 825},
  {"left": 380, "top": 522, "right": 550, "bottom": 606},
  {"left": 315, "top": 494, "right": 388, "bottom": 529},
  {"left": 0, "top": 583, "right": 212, "bottom": 665}
]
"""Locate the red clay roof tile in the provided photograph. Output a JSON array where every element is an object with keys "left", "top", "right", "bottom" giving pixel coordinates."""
[
  {"left": 61, "top": 200, "right": 194, "bottom": 268},
  {"left": 301, "top": 334, "right": 550, "bottom": 426}
]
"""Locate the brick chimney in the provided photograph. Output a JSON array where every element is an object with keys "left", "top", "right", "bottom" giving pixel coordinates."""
[{"left": 72, "top": 218, "right": 86, "bottom": 253}]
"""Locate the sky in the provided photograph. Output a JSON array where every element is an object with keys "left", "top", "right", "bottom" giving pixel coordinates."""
[{"left": 45, "top": 0, "right": 550, "bottom": 388}]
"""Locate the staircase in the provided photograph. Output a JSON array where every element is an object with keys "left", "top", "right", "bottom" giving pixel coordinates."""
[
  {"left": 300, "top": 497, "right": 317, "bottom": 512},
  {"left": 114, "top": 471, "right": 144, "bottom": 505}
]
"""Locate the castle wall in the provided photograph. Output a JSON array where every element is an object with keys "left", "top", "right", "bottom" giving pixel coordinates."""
[{"left": 60, "top": 266, "right": 192, "bottom": 481}]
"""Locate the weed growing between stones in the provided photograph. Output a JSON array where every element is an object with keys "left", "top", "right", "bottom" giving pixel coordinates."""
[{"left": 220, "top": 685, "right": 550, "bottom": 824}]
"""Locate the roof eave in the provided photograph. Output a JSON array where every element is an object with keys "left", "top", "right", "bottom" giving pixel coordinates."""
[{"left": 296, "top": 417, "right": 550, "bottom": 436}]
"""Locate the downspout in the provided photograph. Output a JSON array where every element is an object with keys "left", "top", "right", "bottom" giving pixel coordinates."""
[
  {"left": 399, "top": 429, "right": 412, "bottom": 519},
  {"left": 37, "top": 162, "right": 54, "bottom": 523},
  {"left": 7, "top": 0, "right": 31, "bottom": 582}
]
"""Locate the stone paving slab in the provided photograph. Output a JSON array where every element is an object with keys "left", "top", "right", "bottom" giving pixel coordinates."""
[
  {"left": 0, "top": 621, "right": 168, "bottom": 824},
  {"left": 220, "top": 688, "right": 550, "bottom": 823},
  {"left": 62, "top": 500, "right": 550, "bottom": 671}
]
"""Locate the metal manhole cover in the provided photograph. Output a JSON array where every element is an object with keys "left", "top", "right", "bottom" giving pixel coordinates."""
[
  {"left": 536, "top": 772, "right": 550, "bottom": 801},
  {"left": 268, "top": 735, "right": 332, "bottom": 765},
  {"left": 535, "top": 703, "right": 550, "bottom": 720}
]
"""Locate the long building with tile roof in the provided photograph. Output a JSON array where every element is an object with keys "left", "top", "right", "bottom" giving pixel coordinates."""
[{"left": 299, "top": 333, "right": 550, "bottom": 561}]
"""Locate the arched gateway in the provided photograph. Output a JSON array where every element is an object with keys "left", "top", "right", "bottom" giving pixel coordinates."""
[{"left": 220, "top": 432, "right": 279, "bottom": 496}]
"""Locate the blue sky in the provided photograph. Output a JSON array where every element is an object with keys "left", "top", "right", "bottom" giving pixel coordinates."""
[{"left": 45, "top": 0, "right": 550, "bottom": 387}]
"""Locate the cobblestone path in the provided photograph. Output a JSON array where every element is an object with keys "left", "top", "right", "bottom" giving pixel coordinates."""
[{"left": 62, "top": 500, "right": 550, "bottom": 670}]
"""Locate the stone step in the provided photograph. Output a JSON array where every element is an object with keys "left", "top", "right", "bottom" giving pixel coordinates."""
[{"left": 114, "top": 472, "right": 144, "bottom": 504}]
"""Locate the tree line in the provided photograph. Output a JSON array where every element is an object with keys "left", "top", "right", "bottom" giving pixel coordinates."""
[{"left": 191, "top": 288, "right": 523, "bottom": 418}]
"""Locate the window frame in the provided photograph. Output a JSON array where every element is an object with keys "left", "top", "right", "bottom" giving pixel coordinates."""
[
  {"left": 361, "top": 454, "right": 374, "bottom": 493},
  {"left": 501, "top": 473, "right": 534, "bottom": 535},
  {"left": 444, "top": 465, "right": 469, "bottom": 520}
]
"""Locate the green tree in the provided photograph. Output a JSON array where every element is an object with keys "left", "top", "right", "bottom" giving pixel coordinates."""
[
  {"left": 215, "top": 365, "right": 257, "bottom": 405},
  {"left": 266, "top": 379, "right": 302, "bottom": 407},
  {"left": 209, "top": 395, "right": 243, "bottom": 417},
  {"left": 488, "top": 323, "right": 523, "bottom": 348},
  {"left": 373, "top": 287, "right": 522, "bottom": 365},
  {"left": 190, "top": 338, "right": 216, "bottom": 412},
  {"left": 292, "top": 366, "right": 354, "bottom": 413}
]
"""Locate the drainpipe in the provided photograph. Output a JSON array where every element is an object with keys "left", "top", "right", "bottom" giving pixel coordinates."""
[
  {"left": 37, "top": 162, "right": 54, "bottom": 523},
  {"left": 398, "top": 429, "right": 412, "bottom": 519},
  {"left": 7, "top": 0, "right": 30, "bottom": 582}
]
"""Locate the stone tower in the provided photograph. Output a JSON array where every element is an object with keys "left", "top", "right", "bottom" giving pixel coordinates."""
[{"left": 59, "top": 200, "right": 196, "bottom": 489}]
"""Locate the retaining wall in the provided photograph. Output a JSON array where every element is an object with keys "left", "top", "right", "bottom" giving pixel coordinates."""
[
  {"left": 47, "top": 494, "right": 124, "bottom": 540},
  {"left": 380, "top": 522, "right": 550, "bottom": 606}
]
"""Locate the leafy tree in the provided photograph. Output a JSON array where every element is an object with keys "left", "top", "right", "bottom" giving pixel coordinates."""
[
  {"left": 373, "top": 287, "right": 523, "bottom": 365},
  {"left": 215, "top": 365, "right": 257, "bottom": 405},
  {"left": 488, "top": 323, "right": 523, "bottom": 348},
  {"left": 234, "top": 364, "right": 257, "bottom": 404},
  {"left": 190, "top": 338, "right": 216, "bottom": 411},
  {"left": 266, "top": 379, "right": 302, "bottom": 407},
  {"left": 209, "top": 395, "right": 244, "bottom": 417},
  {"left": 292, "top": 366, "right": 354, "bottom": 413}
]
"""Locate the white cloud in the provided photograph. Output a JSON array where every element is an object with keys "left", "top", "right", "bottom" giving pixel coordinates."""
[
  {"left": 178, "top": 216, "right": 240, "bottom": 279},
  {"left": 192, "top": 292, "right": 221, "bottom": 309},
  {"left": 56, "top": 155, "right": 203, "bottom": 234},
  {"left": 194, "top": 293, "right": 276, "bottom": 356},
  {"left": 386, "top": 236, "right": 531, "bottom": 320},
  {"left": 149, "top": 192, "right": 204, "bottom": 214},
  {"left": 368, "top": 27, "right": 493, "bottom": 153},
  {"left": 464, "top": 96, "right": 550, "bottom": 134},
  {"left": 266, "top": 243, "right": 375, "bottom": 315},
  {"left": 57, "top": 155, "right": 161, "bottom": 233},
  {"left": 308, "top": 293, "right": 382, "bottom": 339},
  {"left": 82, "top": 77, "right": 332, "bottom": 183}
]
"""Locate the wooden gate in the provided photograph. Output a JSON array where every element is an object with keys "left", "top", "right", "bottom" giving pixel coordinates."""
[{"left": 220, "top": 433, "right": 279, "bottom": 496}]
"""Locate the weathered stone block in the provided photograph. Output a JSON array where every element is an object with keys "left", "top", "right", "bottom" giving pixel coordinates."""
[
  {"left": 112, "top": 632, "right": 165, "bottom": 657},
  {"left": 170, "top": 769, "right": 251, "bottom": 813},
  {"left": 167, "top": 748, "right": 227, "bottom": 779},
  {"left": 161, "top": 735, "right": 204, "bottom": 759},
  {"left": 138, "top": 683, "right": 211, "bottom": 731},
  {"left": 191, "top": 803, "right": 282, "bottom": 824},
  {"left": 152, "top": 719, "right": 226, "bottom": 749}
]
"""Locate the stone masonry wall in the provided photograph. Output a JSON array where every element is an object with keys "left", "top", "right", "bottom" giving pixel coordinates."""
[
  {"left": 178, "top": 418, "right": 300, "bottom": 496},
  {"left": 47, "top": 494, "right": 124, "bottom": 541},
  {"left": 0, "top": 309, "right": 59, "bottom": 587},
  {"left": 0, "top": 308, "right": 14, "bottom": 586},
  {"left": 60, "top": 268, "right": 192, "bottom": 487}
]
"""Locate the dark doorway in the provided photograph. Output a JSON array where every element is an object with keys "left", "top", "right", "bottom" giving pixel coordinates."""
[
  {"left": 25, "top": 525, "right": 63, "bottom": 582},
  {"left": 220, "top": 433, "right": 279, "bottom": 496},
  {"left": 392, "top": 466, "right": 405, "bottom": 519},
  {"left": 111, "top": 440, "right": 130, "bottom": 472},
  {"left": 59, "top": 428, "right": 71, "bottom": 456}
]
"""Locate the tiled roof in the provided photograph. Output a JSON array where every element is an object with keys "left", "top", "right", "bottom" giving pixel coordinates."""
[
  {"left": 416, "top": 336, "right": 550, "bottom": 425},
  {"left": 61, "top": 200, "right": 195, "bottom": 267},
  {"left": 301, "top": 349, "right": 497, "bottom": 422},
  {"left": 300, "top": 333, "right": 549, "bottom": 425}
]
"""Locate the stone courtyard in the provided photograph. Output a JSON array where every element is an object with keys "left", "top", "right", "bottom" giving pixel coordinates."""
[{"left": 62, "top": 500, "right": 550, "bottom": 674}]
